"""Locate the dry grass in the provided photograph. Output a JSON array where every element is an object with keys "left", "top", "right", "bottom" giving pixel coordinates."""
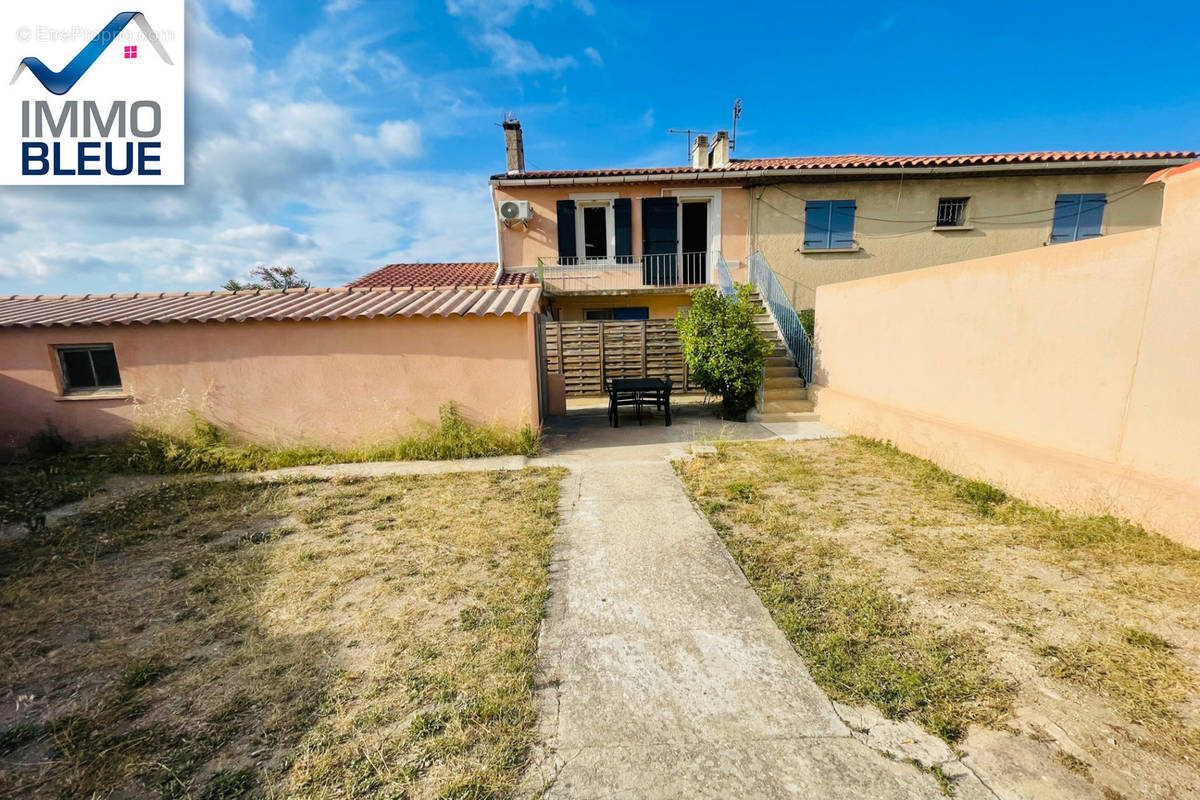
[
  {"left": 675, "top": 436, "right": 1200, "bottom": 797},
  {"left": 0, "top": 467, "right": 566, "bottom": 799}
]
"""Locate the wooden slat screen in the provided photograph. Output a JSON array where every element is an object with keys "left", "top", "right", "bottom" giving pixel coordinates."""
[{"left": 544, "top": 320, "right": 692, "bottom": 395}]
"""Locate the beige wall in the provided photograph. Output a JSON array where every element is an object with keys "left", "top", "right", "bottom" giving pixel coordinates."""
[
  {"left": 0, "top": 314, "right": 540, "bottom": 451},
  {"left": 753, "top": 170, "right": 1165, "bottom": 309},
  {"left": 811, "top": 164, "right": 1200, "bottom": 546},
  {"left": 494, "top": 182, "right": 749, "bottom": 269},
  {"left": 550, "top": 291, "right": 694, "bottom": 322}
]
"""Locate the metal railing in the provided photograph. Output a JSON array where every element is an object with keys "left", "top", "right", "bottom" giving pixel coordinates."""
[
  {"left": 538, "top": 252, "right": 709, "bottom": 293},
  {"left": 748, "top": 251, "right": 813, "bottom": 384},
  {"left": 716, "top": 253, "right": 735, "bottom": 297}
]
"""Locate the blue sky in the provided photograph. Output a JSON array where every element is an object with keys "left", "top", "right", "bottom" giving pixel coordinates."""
[{"left": 2, "top": 0, "right": 1198, "bottom": 294}]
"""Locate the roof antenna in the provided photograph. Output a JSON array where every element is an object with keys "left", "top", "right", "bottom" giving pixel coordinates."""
[
  {"left": 731, "top": 98, "right": 742, "bottom": 153},
  {"left": 667, "top": 128, "right": 705, "bottom": 162}
]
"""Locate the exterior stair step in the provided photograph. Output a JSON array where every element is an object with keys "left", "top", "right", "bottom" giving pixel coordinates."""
[
  {"left": 764, "top": 377, "right": 806, "bottom": 391},
  {"left": 765, "top": 366, "right": 799, "bottom": 378},
  {"left": 766, "top": 356, "right": 795, "bottom": 368},
  {"left": 764, "top": 388, "right": 809, "bottom": 402},
  {"left": 751, "top": 411, "right": 822, "bottom": 423},
  {"left": 761, "top": 399, "right": 816, "bottom": 414}
]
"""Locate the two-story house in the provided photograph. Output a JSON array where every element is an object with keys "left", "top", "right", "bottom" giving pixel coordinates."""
[{"left": 489, "top": 120, "right": 1196, "bottom": 315}]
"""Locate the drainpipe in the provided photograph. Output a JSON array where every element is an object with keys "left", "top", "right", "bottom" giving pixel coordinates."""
[{"left": 490, "top": 184, "right": 505, "bottom": 276}]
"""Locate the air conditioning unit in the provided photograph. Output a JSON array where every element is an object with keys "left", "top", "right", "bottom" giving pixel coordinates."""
[{"left": 498, "top": 199, "right": 532, "bottom": 222}]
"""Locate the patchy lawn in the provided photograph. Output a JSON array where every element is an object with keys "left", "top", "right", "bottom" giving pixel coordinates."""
[
  {"left": 676, "top": 437, "right": 1200, "bottom": 800},
  {"left": 0, "top": 467, "right": 565, "bottom": 799}
]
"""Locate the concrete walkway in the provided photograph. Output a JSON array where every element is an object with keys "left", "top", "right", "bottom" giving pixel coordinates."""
[{"left": 523, "top": 432, "right": 951, "bottom": 798}]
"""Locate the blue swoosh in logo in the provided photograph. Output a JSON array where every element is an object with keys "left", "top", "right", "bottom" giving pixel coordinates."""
[{"left": 10, "top": 11, "right": 174, "bottom": 96}]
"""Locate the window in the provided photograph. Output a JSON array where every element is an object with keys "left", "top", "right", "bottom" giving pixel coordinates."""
[
  {"left": 936, "top": 197, "right": 969, "bottom": 227},
  {"left": 581, "top": 204, "right": 609, "bottom": 261},
  {"left": 584, "top": 307, "right": 649, "bottom": 321},
  {"left": 803, "top": 200, "right": 856, "bottom": 250},
  {"left": 1050, "top": 193, "right": 1106, "bottom": 243},
  {"left": 56, "top": 344, "right": 122, "bottom": 395}
]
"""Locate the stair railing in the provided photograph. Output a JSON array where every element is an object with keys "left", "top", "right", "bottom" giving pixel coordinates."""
[
  {"left": 747, "top": 252, "right": 813, "bottom": 384},
  {"left": 716, "top": 253, "right": 736, "bottom": 297}
]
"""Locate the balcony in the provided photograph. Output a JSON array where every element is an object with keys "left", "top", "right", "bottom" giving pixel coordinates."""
[{"left": 535, "top": 253, "right": 711, "bottom": 294}]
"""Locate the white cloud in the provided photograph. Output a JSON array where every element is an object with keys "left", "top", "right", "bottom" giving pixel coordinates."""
[
  {"left": 478, "top": 29, "right": 576, "bottom": 74},
  {"left": 218, "top": 0, "right": 255, "bottom": 19},
  {"left": 583, "top": 46, "right": 603, "bottom": 67},
  {"left": 572, "top": 0, "right": 596, "bottom": 14},
  {"left": 445, "top": 0, "right": 551, "bottom": 26},
  {"left": 324, "top": 0, "right": 362, "bottom": 14}
]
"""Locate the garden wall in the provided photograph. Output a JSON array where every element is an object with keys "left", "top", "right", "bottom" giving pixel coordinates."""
[{"left": 811, "top": 163, "right": 1200, "bottom": 547}]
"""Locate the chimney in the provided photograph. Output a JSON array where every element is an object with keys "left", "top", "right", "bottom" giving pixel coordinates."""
[
  {"left": 690, "top": 134, "right": 709, "bottom": 168},
  {"left": 710, "top": 130, "right": 731, "bottom": 168},
  {"left": 503, "top": 118, "right": 525, "bottom": 174}
]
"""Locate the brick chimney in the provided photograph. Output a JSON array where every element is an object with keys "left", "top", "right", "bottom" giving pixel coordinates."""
[
  {"left": 503, "top": 118, "right": 525, "bottom": 174},
  {"left": 690, "top": 134, "right": 709, "bottom": 168},
  {"left": 710, "top": 130, "right": 731, "bottom": 168}
]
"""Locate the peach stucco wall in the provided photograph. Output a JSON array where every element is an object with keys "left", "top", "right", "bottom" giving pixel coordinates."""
[
  {"left": 0, "top": 314, "right": 540, "bottom": 450},
  {"left": 811, "top": 165, "right": 1200, "bottom": 546},
  {"left": 494, "top": 182, "right": 750, "bottom": 269}
]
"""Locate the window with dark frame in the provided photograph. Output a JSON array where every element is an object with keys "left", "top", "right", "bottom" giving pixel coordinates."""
[
  {"left": 56, "top": 344, "right": 122, "bottom": 394},
  {"left": 936, "top": 197, "right": 970, "bottom": 227}
]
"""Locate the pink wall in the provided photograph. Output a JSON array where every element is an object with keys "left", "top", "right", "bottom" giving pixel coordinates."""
[
  {"left": 0, "top": 314, "right": 540, "bottom": 451},
  {"left": 812, "top": 164, "right": 1200, "bottom": 547}
]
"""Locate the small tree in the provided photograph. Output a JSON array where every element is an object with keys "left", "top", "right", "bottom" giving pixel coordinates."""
[
  {"left": 223, "top": 266, "right": 311, "bottom": 292},
  {"left": 676, "top": 285, "right": 773, "bottom": 420}
]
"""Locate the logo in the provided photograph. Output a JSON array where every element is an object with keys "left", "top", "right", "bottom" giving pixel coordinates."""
[
  {"left": 10, "top": 12, "right": 174, "bottom": 96},
  {"left": 0, "top": 2, "right": 184, "bottom": 185}
]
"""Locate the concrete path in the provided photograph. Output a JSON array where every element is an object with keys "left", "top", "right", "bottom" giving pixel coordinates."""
[{"left": 523, "top": 438, "right": 950, "bottom": 798}]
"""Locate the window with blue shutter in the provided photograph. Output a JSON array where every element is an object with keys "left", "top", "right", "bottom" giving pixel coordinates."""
[
  {"left": 803, "top": 200, "right": 857, "bottom": 250},
  {"left": 1050, "top": 194, "right": 1106, "bottom": 244}
]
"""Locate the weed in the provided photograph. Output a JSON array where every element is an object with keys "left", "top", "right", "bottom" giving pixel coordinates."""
[
  {"left": 122, "top": 656, "right": 171, "bottom": 689},
  {"left": 200, "top": 769, "right": 256, "bottom": 800}
]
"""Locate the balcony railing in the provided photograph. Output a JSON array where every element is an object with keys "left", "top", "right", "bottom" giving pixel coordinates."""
[{"left": 537, "top": 252, "right": 709, "bottom": 293}]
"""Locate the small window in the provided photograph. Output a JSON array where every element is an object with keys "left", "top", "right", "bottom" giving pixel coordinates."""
[
  {"left": 1050, "top": 193, "right": 1106, "bottom": 243},
  {"left": 803, "top": 200, "right": 856, "bottom": 250},
  {"left": 584, "top": 307, "right": 649, "bottom": 321},
  {"left": 56, "top": 344, "right": 122, "bottom": 394},
  {"left": 936, "top": 197, "right": 969, "bottom": 227}
]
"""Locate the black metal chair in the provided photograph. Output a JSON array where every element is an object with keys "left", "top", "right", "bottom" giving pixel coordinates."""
[{"left": 606, "top": 379, "right": 644, "bottom": 427}]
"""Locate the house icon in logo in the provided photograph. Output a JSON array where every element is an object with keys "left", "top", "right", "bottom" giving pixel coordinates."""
[{"left": 10, "top": 11, "right": 174, "bottom": 96}]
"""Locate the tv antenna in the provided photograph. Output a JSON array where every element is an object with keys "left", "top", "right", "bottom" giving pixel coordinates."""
[
  {"left": 667, "top": 128, "right": 705, "bottom": 161},
  {"left": 731, "top": 98, "right": 742, "bottom": 152}
]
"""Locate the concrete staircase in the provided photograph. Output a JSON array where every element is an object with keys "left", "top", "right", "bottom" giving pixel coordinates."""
[{"left": 746, "top": 290, "right": 818, "bottom": 423}]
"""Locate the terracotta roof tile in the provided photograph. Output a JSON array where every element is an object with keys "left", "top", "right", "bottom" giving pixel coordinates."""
[
  {"left": 347, "top": 262, "right": 531, "bottom": 288},
  {"left": 492, "top": 151, "right": 1200, "bottom": 181},
  {"left": 0, "top": 285, "right": 542, "bottom": 328}
]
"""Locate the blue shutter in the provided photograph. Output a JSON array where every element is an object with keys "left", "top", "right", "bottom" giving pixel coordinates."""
[
  {"left": 613, "top": 198, "right": 633, "bottom": 263},
  {"left": 1076, "top": 194, "right": 1106, "bottom": 240},
  {"left": 556, "top": 200, "right": 576, "bottom": 261},
  {"left": 830, "top": 201, "right": 856, "bottom": 248},
  {"left": 613, "top": 306, "right": 649, "bottom": 320},
  {"left": 1049, "top": 194, "right": 1081, "bottom": 244},
  {"left": 804, "top": 201, "right": 831, "bottom": 249}
]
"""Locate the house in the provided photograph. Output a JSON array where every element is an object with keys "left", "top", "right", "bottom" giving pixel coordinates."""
[
  {"left": 0, "top": 283, "right": 543, "bottom": 451},
  {"left": 491, "top": 120, "right": 1197, "bottom": 311}
]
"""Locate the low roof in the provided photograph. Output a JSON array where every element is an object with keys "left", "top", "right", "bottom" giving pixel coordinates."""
[
  {"left": 0, "top": 285, "right": 541, "bottom": 328},
  {"left": 347, "top": 262, "right": 531, "bottom": 288},
  {"left": 491, "top": 150, "right": 1199, "bottom": 183}
]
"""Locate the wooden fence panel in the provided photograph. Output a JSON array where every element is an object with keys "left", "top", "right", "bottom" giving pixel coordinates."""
[{"left": 544, "top": 320, "right": 692, "bottom": 395}]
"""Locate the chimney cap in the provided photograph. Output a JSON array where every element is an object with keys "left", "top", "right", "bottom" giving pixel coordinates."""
[{"left": 502, "top": 117, "right": 521, "bottom": 130}]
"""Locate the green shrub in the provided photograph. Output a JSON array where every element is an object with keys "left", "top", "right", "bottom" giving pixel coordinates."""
[
  {"left": 676, "top": 285, "right": 773, "bottom": 419},
  {"left": 798, "top": 308, "right": 815, "bottom": 342}
]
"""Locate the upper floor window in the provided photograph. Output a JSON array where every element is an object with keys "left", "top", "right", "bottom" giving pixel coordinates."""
[
  {"left": 580, "top": 203, "right": 610, "bottom": 262},
  {"left": 1050, "top": 193, "right": 1106, "bottom": 244},
  {"left": 803, "top": 200, "right": 856, "bottom": 250},
  {"left": 56, "top": 344, "right": 122, "bottom": 395},
  {"left": 936, "top": 197, "right": 969, "bottom": 228}
]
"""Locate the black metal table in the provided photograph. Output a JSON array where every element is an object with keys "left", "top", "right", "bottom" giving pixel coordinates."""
[{"left": 607, "top": 378, "right": 672, "bottom": 427}]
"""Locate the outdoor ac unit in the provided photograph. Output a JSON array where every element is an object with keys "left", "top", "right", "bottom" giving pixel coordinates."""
[{"left": 498, "top": 200, "right": 532, "bottom": 222}]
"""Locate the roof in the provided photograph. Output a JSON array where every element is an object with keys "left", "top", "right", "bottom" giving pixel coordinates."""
[
  {"left": 0, "top": 285, "right": 542, "bottom": 328},
  {"left": 491, "top": 150, "right": 1200, "bottom": 182},
  {"left": 347, "top": 262, "right": 531, "bottom": 288}
]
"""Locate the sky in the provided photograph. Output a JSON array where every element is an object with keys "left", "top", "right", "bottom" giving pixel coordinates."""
[{"left": 2, "top": 0, "right": 1198, "bottom": 295}]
